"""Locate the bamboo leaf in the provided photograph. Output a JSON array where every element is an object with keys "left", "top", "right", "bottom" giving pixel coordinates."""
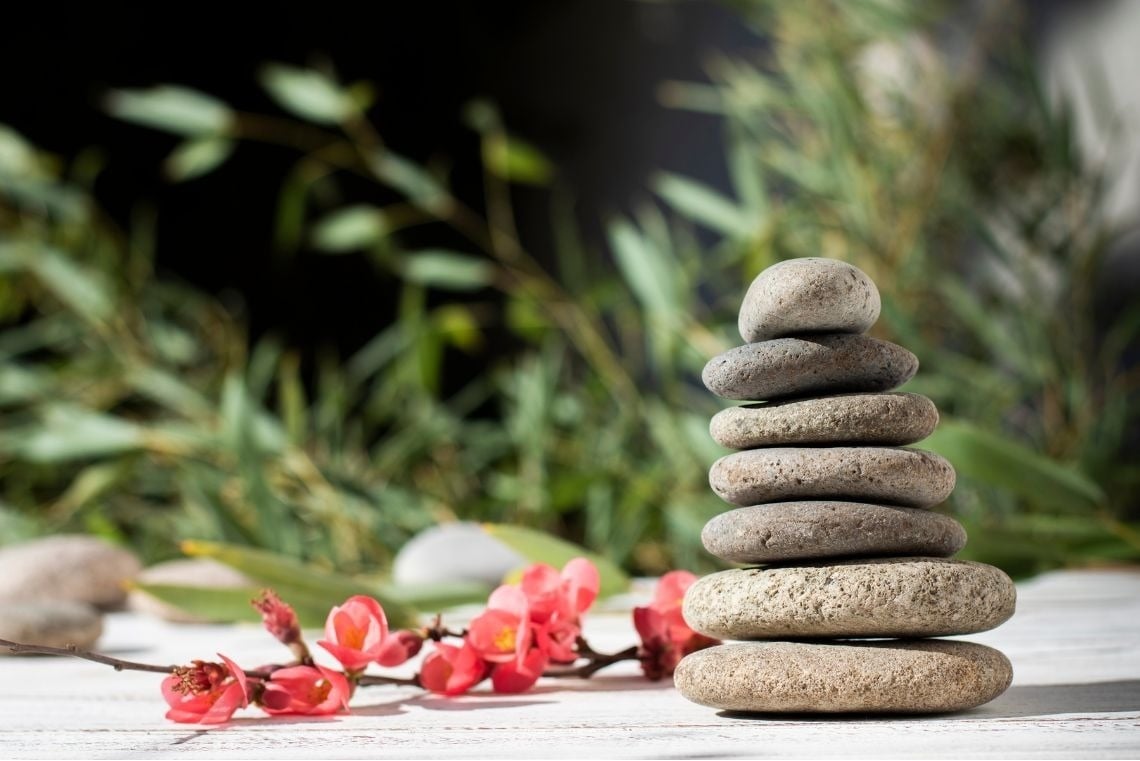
[
  {"left": 923, "top": 419, "right": 1105, "bottom": 511},
  {"left": 311, "top": 205, "right": 387, "bottom": 252},
  {"left": 403, "top": 251, "right": 494, "bottom": 291},
  {"left": 105, "top": 86, "right": 233, "bottom": 137},
  {"left": 30, "top": 248, "right": 115, "bottom": 324},
  {"left": 165, "top": 138, "right": 234, "bottom": 181},
  {"left": 259, "top": 65, "right": 354, "bottom": 125},
  {"left": 181, "top": 540, "right": 419, "bottom": 627},
  {"left": 485, "top": 135, "right": 554, "bottom": 185},
  {"left": 131, "top": 583, "right": 332, "bottom": 628},
  {"left": 369, "top": 152, "right": 450, "bottom": 214},
  {"left": 653, "top": 172, "right": 754, "bottom": 236},
  {"left": 607, "top": 217, "right": 680, "bottom": 323},
  {"left": 481, "top": 523, "right": 630, "bottom": 598},
  {"left": 11, "top": 406, "right": 146, "bottom": 463}
]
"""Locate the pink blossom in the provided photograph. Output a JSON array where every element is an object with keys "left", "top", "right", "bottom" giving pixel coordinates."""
[
  {"left": 467, "top": 585, "right": 531, "bottom": 665},
  {"left": 161, "top": 654, "right": 249, "bottom": 724},
  {"left": 419, "top": 642, "right": 487, "bottom": 695},
  {"left": 523, "top": 557, "right": 599, "bottom": 663},
  {"left": 259, "top": 665, "right": 351, "bottom": 716},
  {"left": 375, "top": 629, "right": 425, "bottom": 667},
  {"left": 490, "top": 647, "right": 548, "bottom": 693},
  {"left": 318, "top": 595, "right": 389, "bottom": 672},
  {"left": 251, "top": 589, "right": 305, "bottom": 658},
  {"left": 634, "top": 571, "right": 719, "bottom": 680}
]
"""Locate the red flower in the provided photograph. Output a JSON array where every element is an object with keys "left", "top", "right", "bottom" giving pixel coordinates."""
[
  {"left": 259, "top": 665, "right": 351, "bottom": 716},
  {"left": 161, "top": 654, "right": 249, "bottom": 724},
  {"left": 419, "top": 642, "right": 487, "bottom": 696},
  {"left": 522, "top": 558, "right": 600, "bottom": 664},
  {"left": 318, "top": 595, "right": 389, "bottom": 672},
  {"left": 376, "top": 629, "right": 424, "bottom": 668},
  {"left": 634, "top": 571, "right": 719, "bottom": 680},
  {"left": 490, "top": 646, "right": 548, "bottom": 693},
  {"left": 467, "top": 585, "right": 531, "bottom": 665}
]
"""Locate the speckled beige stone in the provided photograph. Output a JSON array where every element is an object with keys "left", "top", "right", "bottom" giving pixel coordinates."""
[
  {"left": 710, "top": 392, "right": 938, "bottom": 449},
  {"left": 0, "top": 601, "right": 103, "bottom": 653},
  {"left": 738, "top": 258, "right": 881, "bottom": 343},
  {"left": 675, "top": 640, "right": 1013, "bottom": 714},
  {"left": 702, "top": 335, "right": 918, "bottom": 401},
  {"left": 682, "top": 559, "right": 1015, "bottom": 639},
  {"left": 0, "top": 535, "right": 141, "bottom": 610},
  {"left": 708, "top": 446, "right": 955, "bottom": 507},
  {"left": 701, "top": 501, "right": 966, "bottom": 563}
]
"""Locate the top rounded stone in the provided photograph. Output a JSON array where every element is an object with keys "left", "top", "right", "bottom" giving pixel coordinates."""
[{"left": 739, "top": 258, "right": 881, "bottom": 343}]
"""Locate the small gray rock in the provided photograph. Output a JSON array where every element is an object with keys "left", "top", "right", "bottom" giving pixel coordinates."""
[
  {"left": 702, "top": 501, "right": 966, "bottom": 563},
  {"left": 393, "top": 522, "right": 525, "bottom": 588},
  {"left": 675, "top": 640, "right": 1012, "bottom": 714},
  {"left": 702, "top": 335, "right": 918, "bottom": 401},
  {"left": 738, "top": 258, "right": 881, "bottom": 343},
  {"left": 0, "top": 601, "right": 103, "bottom": 653},
  {"left": 682, "top": 558, "right": 1016, "bottom": 639},
  {"left": 708, "top": 446, "right": 955, "bottom": 508},
  {"left": 0, "top": 535, "right": 141, "bottom": 609},
  {"left": 129, "top": 558, "right": 253, "bottom": 623},
  {"left": 710, "top": 392, "right": 938, "bottom": 449}
]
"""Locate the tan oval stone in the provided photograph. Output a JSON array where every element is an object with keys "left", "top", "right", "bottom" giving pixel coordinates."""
[
  {"left": 738, "top": 258, "right": 881, "bottom": 343},
  {"left": 710, "top": 392, "right": 938, "bottom": 449},
  {"left": 682, "top": 559, "right": 1016, "bottom": 639},
  {"left": 702, "top": 335, "right": 918, "bottom": 401},
  {"left": 701, "top": 501, "right": 966, "bottom": 563},
  {"left": 675, "top": 640, "right": 1013, "bottom": 714},
  {"left": 0, "top": 601, "right": 103, "bottom": 653},
  {"left": 0, "top": 535, "right": 141, "bottom": 610},
  {"left": 708, "top": 447, "right": 955, "bottom": 508}
]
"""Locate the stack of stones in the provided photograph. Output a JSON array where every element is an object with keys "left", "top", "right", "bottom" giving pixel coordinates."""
[{"left": 675, "top": 258, "right": 1016, "bottom": 714}]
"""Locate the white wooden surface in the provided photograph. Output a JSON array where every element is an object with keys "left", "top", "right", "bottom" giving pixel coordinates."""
[{"left": 2, "top": 569, "right": 1139, "bottom": 759}]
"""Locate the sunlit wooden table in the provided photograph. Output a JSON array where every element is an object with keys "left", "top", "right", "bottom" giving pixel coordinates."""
[{"left": 2, "top": 569, "right": 1138, "bottom": 759}]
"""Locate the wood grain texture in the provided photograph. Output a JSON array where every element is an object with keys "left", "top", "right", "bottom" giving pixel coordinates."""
[{"left": 1, "top": 569, "right": 1138, "bottom": 759}]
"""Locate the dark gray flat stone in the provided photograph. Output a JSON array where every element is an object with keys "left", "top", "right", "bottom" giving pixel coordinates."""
[
  {"left": 702, "top": 335, "right": 918, "bottom": 401},
  {"left": 710, "top": 392, "right": 938, "bottom": 449},
  {"left": 701, "top": 501, "right": 966, "bottom": 563},
  {"left": 675, "top": 640, "right": 1013, "bottom": 714},
  {"left": 708, "top": 446, "right": 955, "bottom": 507}
]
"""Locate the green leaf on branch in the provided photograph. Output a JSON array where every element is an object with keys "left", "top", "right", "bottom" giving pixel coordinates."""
[
  {"left": 105, "top": 86, "right": 234, "bottom": 137},
  {"left": 481, "top": 523, "right": 630, "bottom": 598},
  {"left": 403, "top": 251, "right": 494, "bottom": 291},
  {"left": 369, "top": 152, "right": 451, "bottom": 214},
  {"left": 9, "top": 406, "right": 147, "bottom": 463},
  {"left": 311, "top": 206, "right": 387, "bottom": 252},
  {"left": 653, "top": 172, "right": 755, "bottom": 236},
  {"left": 165, "top": 138, "right": 234, "bottom": 182},
  {"left": 259, "top": 64, "right": 354, "bottom": 125},
  {"left": 484, "top": 135, "right": 554, "bottom": 186},
  {"left": 131, "top": 583, "right": 333, "bottom": 628},
  {"left": 923, "top": 419, "right": 1105, "bottom": 511}
]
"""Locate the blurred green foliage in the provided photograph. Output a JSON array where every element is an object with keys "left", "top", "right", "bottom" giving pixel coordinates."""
[{"left": 0, "top": 1, "right": 1137, "bottom": 579}]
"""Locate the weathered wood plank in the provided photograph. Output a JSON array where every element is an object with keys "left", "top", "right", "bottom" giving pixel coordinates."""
[{"left": 2, "top": 569, "right": 1138, "bottom": 758}]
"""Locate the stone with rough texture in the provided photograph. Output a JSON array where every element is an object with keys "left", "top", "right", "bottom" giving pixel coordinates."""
[
  {"left": 675, "top": 640, "right": 1012, "bottom": 714},
  {"left": 701, "top": 501, "right": 966, "bottom": 563},
  {"left": 708, "top": 446, "right": 955, "bottom": 507},
  {"left": 738, "top": 258, "right": 882, "bottom": 343},
  {"left": 0, "top": 601, "right": 103, "bottom": 653},
  {"left": 128, "top": 558, "right": 254, "bottom": 623},
  {"left": 682, "top": 558, "right": 1016, "bottom": 639},
  {"left": 710, "top": 392, "right": 938, "bottom": 449},
  {"left": 0, "top": 535, "right": 141, "bottom": 609},
  {"left": 702, "top": 335, "right": 918, "bottom": 401}
]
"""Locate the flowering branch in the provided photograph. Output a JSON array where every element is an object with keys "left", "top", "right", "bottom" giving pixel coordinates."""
[{"left": 3, "top": 559, "right": 717, "bottom": 723}]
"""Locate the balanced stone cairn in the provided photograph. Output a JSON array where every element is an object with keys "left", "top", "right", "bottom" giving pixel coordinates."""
[{"left": 675, "top": 258, "right": 1016, "bottom": 714}]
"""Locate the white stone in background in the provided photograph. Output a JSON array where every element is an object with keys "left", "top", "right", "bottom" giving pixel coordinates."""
[
  {"left": 0, "top": 601, "right": 103, "bottom": 653},
  {"left": 0, "top": 535, "right": 140, "bottom": 609},
  {"left": 128, "top": 558, "right": 253, "bottom": 623},
  {"left": 393, "top": 522, "right": 525, "bottom": 588}
]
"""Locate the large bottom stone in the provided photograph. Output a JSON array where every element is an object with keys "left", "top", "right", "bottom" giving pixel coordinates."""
[
  {"left": 675, "top": 640, "right": 1012, "bottom": 714},
  {"left": 683, "top": 558, "right": 1015, "bottom": 639}
]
